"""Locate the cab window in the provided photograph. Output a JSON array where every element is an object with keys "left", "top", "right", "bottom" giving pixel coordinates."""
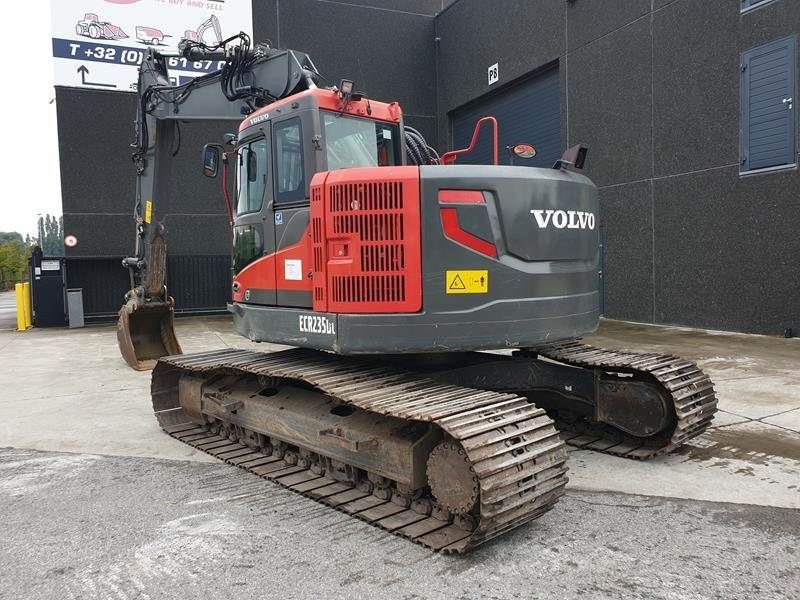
[
  {"left": 232, "top": 225, "right": 263, "bottom": 274},
  {"left": 274, "top": 118, "right": 305, "bottom": 204},
  {"left": 323, "top": 112, "right": 400, "bottom": 170},
  {"left": 237, "top": 137, "right": 268, "bottom": 215}
]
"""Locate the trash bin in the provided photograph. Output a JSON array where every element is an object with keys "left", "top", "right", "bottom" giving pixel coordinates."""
[{"left": 67, "top": 288, "right": 84, "bottom": 328}]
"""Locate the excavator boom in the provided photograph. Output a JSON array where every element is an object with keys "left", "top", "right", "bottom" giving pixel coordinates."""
[{"left": 117, "top": 34, "right": 322, "bottom": 369}]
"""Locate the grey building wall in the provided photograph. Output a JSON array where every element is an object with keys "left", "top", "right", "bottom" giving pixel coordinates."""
[
  {"left": 56, "top": 0, "right": 442, "bottom": 317},
  {"left": 252, "top": 0, "right": 439, "bottom": 141},
  {"left": 55, "top": 0, "right": 798, "bottom": 334},
  {"left": 434, "top": 0, "right": 800, "bottom": 335}
]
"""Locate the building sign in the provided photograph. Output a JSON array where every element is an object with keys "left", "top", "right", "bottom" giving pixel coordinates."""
[
  {"left": 487, "top": 62, "right": 499, "bottom": 86},
  {"left": 51, "top": 0, "right": 253, "bottom": 92},
  {"left": 41, "top": 260, "right": 62, "bottom": 272}
]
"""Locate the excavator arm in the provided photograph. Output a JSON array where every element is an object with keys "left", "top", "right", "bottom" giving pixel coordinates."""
[{"left": 117, "top": 34, "right": 322, "bottom": 370}]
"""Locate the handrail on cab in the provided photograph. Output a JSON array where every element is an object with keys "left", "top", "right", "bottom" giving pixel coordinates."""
[{"left": 440, "top": 116, "right": 499, "bottom": 166}]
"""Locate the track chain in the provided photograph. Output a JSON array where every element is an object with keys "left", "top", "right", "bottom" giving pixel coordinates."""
[
  {"left": 536, "top": 341, "right": 718, "bottom": 459},
  {"left": 152, "top": 347, "right": 569, "bottom": 553}
]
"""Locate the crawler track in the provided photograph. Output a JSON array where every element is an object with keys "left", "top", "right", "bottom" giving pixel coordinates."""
[
  {"left": 152, "top": 348, "right": 568, "bottom": 553},
  {"left": 536, "top": 341, "right": 718, "bottom": 459}
]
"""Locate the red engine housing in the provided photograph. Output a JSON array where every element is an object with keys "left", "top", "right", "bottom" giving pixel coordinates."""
[{"left": 310, "top": 167, "right": 422, "bottom": 313}]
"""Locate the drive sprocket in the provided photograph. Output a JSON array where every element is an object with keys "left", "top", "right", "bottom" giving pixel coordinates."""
[{"left": 426, "top": 441, "right": 479, "bottom": 515}]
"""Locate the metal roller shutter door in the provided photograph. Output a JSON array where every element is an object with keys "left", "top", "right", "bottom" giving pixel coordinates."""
[{"left": 450, "top": 66, "right": 561, "bottom": 168}]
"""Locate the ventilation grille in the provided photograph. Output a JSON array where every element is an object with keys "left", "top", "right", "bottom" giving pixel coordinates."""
[
  {"left": 324, "top": 174, "right": 420, "bottom": 313},
  {"left": 310, "top": 185, "right": 326, "bottom": 308},
  {"left": 332, "top": 275, "right": 407, "bottom": 303},
  {"left": 330, "top": 181, "right": 404, "bottom": 212},
  {"left": 360, "top": 243, "right": 405, "bottom": 272}
]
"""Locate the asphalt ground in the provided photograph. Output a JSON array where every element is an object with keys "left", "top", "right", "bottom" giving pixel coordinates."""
[
  {"left": 1, "top": 447, "right": 798, "bottom": 600},
  {"left": 1, "top": 313, "right": 798, "bottom": 599}
]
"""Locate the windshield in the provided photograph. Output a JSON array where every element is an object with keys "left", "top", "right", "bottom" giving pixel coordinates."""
[
  {"left": 322, "top": 112, "right": 400, "bottom": 170},
  {"left": 237, "top": 137, "right": 268, "bottom": 215}
]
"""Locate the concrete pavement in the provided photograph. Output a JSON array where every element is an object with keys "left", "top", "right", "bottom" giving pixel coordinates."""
[
  {"left": 1, "top": 316, "right": 797, "bottom": 508},
  {"left": 0, "top": 290, "right": 17, "bottom": 331},
  {"left": 1, "top": 447, "right": 798, "bottom": 600},
  {"left": 0, "top": 315, "right": 798, "bottom": 598}
]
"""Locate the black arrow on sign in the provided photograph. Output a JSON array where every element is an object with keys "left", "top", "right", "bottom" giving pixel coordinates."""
[{"left": 77, "top": 65, "right": 116, "bottom": 88}]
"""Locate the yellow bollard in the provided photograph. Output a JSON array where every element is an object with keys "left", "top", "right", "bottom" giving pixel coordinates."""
[
  {"left": 15, "top": 283, "right": 26, "bottom": 331},
  {"left": 22, "top": 282, "right": 32, "bottom": 329}
]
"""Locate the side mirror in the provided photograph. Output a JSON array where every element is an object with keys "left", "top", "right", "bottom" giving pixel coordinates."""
[{"left": 202, "top": 144, "right": 222, "bottom": 178}]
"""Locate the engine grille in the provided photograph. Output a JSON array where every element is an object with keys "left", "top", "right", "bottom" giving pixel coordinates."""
[{"left": 310, "top": 168, "right": 421, "bottom": 314}]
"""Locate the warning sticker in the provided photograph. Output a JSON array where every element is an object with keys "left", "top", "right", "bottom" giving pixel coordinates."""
[{"left": 446, "top": 270, "right": 489, "bottom": 294}]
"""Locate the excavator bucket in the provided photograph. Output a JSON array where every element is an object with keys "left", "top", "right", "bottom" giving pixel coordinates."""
[{"left": 116, "top": 298, "right": 182, "bottom": 371}]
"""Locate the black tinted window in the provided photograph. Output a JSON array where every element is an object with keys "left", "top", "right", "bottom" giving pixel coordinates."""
[
  {"left": 237, "top": 138, "right": 268, "bottom": 215},
  {"left": 275, "top": 118, "right": 305, "bottom": 204}
]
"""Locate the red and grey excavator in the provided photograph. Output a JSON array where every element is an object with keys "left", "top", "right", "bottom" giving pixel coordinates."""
[{"left": 117, "top": 33, "right": 718, "bottom": 552}]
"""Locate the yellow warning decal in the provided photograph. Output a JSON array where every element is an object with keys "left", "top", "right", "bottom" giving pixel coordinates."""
[
  {"left": 446, "top": 270, "right": 488, "bottom": 294},
  {"left": 144, "top": 200, "right": 153, "bottom": 224}
]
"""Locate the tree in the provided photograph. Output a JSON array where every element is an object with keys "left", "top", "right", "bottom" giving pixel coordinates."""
[
  {"left": 0, "top": 232, "right": 24, "bottom": 245},
  {"left": 0, "top": 234, "right": 30, "bottom": 290},
  {"left": 36, "top": 214, "right": 65, "bottom": 256}
]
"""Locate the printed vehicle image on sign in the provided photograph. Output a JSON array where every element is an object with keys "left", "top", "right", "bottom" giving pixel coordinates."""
[{"left": 50, "top": 0, "right": 253, "bottom": 90}]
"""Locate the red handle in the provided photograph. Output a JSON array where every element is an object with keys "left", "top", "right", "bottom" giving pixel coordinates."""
[{"left": 440, "top": 116, "right": 499, "bottom": 166}]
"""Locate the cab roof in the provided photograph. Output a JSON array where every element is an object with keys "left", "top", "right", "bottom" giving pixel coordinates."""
[{"left": 239, "top": 88, "right": 403, "bottom": 132}]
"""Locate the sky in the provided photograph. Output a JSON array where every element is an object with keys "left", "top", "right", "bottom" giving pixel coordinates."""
[{"left": 0, "top": 2, "right": 62, "bottom": 238}]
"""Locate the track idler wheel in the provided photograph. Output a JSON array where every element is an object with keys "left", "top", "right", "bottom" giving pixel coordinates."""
[{"left": 426, "top": 441, "right": 479, "bottom": 515}]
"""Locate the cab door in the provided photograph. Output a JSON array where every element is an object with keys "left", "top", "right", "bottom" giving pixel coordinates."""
[
  {"left": 232, "top": 126, "right": 277, "bottom": 305},
  {"left": 272, "top": 116, "right": 313, "bottom": 308}
]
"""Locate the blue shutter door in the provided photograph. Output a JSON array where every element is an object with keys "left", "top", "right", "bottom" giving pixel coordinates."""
[
  {"left": 741, "top": 36, "right": 797, "bottom": 171},
  {"left": 450, "top": 66, "right": 561, "bottom": 168}
]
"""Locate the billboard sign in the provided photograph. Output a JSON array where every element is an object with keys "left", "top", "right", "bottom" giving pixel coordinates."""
[{"left": 51, "top": 0, "right": 253, "bottom": 92}]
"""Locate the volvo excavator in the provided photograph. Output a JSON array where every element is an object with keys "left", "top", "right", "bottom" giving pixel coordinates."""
[{"left": 116, "top": 33, "right": 718, "bottom": 553}]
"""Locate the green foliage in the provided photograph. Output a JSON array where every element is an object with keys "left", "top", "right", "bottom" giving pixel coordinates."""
[
  {"left": 0, "top": 232, "right": 24, "bottom": 245},
  {"left": 37, "top": 214, "right": 65, "bottom": 256},
  {"left": 0, "top": 236, "right": 30, "bottom": 290}
]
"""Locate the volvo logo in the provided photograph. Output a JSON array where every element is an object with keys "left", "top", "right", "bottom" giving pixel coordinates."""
[
  {"left": 248, "top": 113, "right": 269, "bottom": 127},
  {"left": 531, "top": 209, "right": 595, "bottom": 230}
]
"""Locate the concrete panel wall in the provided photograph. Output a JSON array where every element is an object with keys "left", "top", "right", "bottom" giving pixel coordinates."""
[
  {"left": 54, "top": 0, "right": 799, "bottom": 333},
  {"left": 56, "top": 0, "right": 441, "bottom": 315},
  {"left": 435, "top": 0, "right": 800, "bottom": 335},
  {"left": 57, "top": 86, "right": 238, "bottom": 259},
  {"left": 261, "top": 0, "right": 438, "bottom": 141}
]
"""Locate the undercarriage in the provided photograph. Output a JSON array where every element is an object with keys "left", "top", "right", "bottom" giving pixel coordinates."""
[{"left": 151, "top": 341, "right": 717, "bottom": 552}]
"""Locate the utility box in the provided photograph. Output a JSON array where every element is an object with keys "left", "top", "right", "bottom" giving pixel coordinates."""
[
  {"left": 30, "top": 249, "right": 67, "bottom": 327},
  {"left": 67, "top": 289, "right": 85, "bottom": 328}
]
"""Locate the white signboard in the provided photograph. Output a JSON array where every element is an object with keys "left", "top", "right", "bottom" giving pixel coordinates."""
[
  {"left": 41, "top": 260, "right": 62, "bottom": 272},
  {"left": 487, "top": 62, "right": 499, "bottom": 86},
  {"left": 284, "top": 259, "right": 303, "bottom": 281},
  {"left": 51, "top": 0, "right": 253, "bottom": 92}
]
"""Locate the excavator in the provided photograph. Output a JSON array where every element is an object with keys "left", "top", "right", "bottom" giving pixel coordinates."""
[{"left": 116, "top": 33, "right": 718, "bottom": 553}]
